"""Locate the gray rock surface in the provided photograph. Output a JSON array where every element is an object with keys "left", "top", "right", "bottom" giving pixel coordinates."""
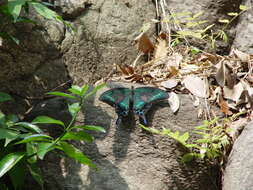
[
  {"left": 232, "top": 0, "right": 253, "bottom": 53},
  {"left": 222, "top": 121, "right": 253, "bottom": 190},
  {"left": 25, "top": 85, "right": 219, "bottom": 190}
]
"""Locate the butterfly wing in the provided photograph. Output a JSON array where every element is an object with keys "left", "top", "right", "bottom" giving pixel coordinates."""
[
  {"left": 133, "top": 87, "right": 169, "bottom": 125},
  {"left": 99, "top": 88, "right": 131, "bottom": 126}
]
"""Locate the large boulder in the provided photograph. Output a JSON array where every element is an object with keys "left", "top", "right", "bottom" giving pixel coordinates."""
[
  {"left": 24, "top": 84, "right": 219, "bottom": 190},
  {"left": 222, "top": 121, "right": 253, "bottom": 190}
]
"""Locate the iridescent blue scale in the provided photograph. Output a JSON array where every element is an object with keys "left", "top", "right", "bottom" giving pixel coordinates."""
[{"left": 99, "top": 86, "right": 169, "bottom": 127}]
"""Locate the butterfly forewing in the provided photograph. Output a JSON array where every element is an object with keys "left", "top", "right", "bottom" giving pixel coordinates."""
[
  {"left": 133, "top": 87, "right": 169, "bottom": 110},
  {"left": 99, "top": 87, "right": 131, "bottom": 113}
]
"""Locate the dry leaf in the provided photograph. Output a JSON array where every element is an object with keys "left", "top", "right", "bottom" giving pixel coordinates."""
[
  {"left": 223, "top": 82, "right": 244, "bottom": 103},
  {"left": 218, "top": 95, "right": 233, "bottom": 115},
  {"left": 232, "top": 49, "right": 250, "bottom": 63},
  {"left": 161, "top": 79, "right": 178, "bottom": 89},
  {"left": 154, "top": 38, "right": 168, "bottom": 59},
  {"left": 135, "top": 33, "right": 154, "bottom": 54},
  {"left": 117, "top": 64, "right": 134, "bottom": 75},
  {"left": 168, "top": 92, "right": 180, "bottom": 113},
  {"left": 182, "top": 75, "right": 209, "bottom": 98},
  {"left": 215, "top": 61, "right": 235, "bottom": 88}
]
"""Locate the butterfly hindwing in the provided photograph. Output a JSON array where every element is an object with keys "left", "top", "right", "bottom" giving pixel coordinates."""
[{"left": 133, "top": 87, "right": 169, "bottom": 125}]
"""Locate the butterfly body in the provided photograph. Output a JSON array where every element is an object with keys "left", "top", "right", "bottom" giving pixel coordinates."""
[{"left": 99, "top": 86, "right": 168, "bottom": 126}]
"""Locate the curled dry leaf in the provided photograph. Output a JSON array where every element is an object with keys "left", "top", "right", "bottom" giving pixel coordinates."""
[
  {"left": 218, "top": 95, "right": 233, "bottom": 115},
  {"left": 215, "top": 61, "right": 235, "bottom": 88},
  {"left": 134, "top": 33, "right": 154, "bottom": 54},
  {"left": 223, "top": 82, "right": 244, "bottom": 103},
  {"left": 160, "top": 79, "right": 178, "bottom": 89},
  {"left": 182, "top": 75, "right": 210, "bottom": 98},
  {"left": 154, "top": 38, "right": 168, "bottom": 60},
  {"left": 168, "top": 92, "right": 180, "bottom": 113},
  {"left": 232, "top": 49, "right": 250, "bottom": 63}
]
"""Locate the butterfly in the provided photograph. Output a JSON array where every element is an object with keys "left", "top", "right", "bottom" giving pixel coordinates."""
[{"left": 99, "top": 86, "right": 169, "bottom": 127}]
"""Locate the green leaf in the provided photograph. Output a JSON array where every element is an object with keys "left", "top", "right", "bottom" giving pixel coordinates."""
[
  {"left": 239, "top": 5, "right": 247, "bottom": 11},
  {"left": 27, "top": 163, "right": 44, "bottom": 187},
  {"left": 62, "top": 131, "right": 94, "bottom": 143},
  {"left": 37, "top": 142, "right": 55, "bottom": 159},
  {"left": 30, "top": 2, "right": 57, "bottom": 20},
  {"left": 32, "top": 116, "right": 65, "bottom": 127},
  {"left": 68, "top": 103, "right": 80, "bottom": 116},
  {"left": 190, "top": 47, "right": 200, "bottom": 55},
  {"left": 46, "top": 92, "right": 76, "bottom": 99},
  {"left": 26, "top": 143, "right": 37, "bottom": 163},
  {"left": 0, "top": 128, "right": 20, "bottom": 146},
  {"left": 0, "top": 183, "right": 8, "bottom": 190},
  {"left": 0, "top": 92, "right": 12, "bottom": 103},
  {"left": 218, "top": 19, "right": 229, "bottom": 23},
  {"left": 8, "top": 0, "right": 26, "bottom": 22},
  {"left": 195, "top": 138, "right": 210, "bottom": 143},
  {"left": 14, "top": 122, "right": 43, "bottom": 133},
  {"left": 227, "top": 12, "right": 238, "bottom": 16},
  {"left": 0, "top": 152, "right": 25, "bottom": 178},
  {"left": 60, "top": 141, "right": 96, "bottom": 168},
  {"left": 15, "top": 134, "right": 52, "bottom": 144},
  {"left": 81, "top": 85, "right": 89, "bottom": 96},
  {"left": 85, "top": 83, "right": 106, "bottom": 98},
  {"left": 176, "top": 30, "right": 202, "bottom": 39},
  {"left": 68, "top": 85, "right": 82, "bottom": 96},
  {"left": 140, "top": 125, "right": 160, "bottom": 134},
  {"left": 73, "top": 125, "right": 106, "bottom": 133},
  {"left": 179, "top": 132, "right": 189, "bottom": 143},
  {"left": 8, "top": 160, "right": 25, "bottom": 189}
]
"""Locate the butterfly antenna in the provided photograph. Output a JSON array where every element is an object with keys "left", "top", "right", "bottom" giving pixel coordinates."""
[{"left": 140, "top": 114, "right": 148, "bottom": 126}]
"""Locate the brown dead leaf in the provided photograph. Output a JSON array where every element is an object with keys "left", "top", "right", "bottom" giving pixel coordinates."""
[
  {"left": 218, "top": 95, "right": 233, "bottom": 115},
  {"left": 154, "top": 38, "right": 168, "bottom": 60},
  {"left": 215, "top": 61, "right": 236, "bottom": 88},
  {"left": 182, "top": 75, "right": 210, "bottom": 98},
  {"left": 232, "top": 49, "right": 250, "bottom": 63},
  {"left": 125, "top": 74, "right": 143, "bottom": 82},
  {"left": 117, "top": 64, "right": 134, "bottom": 75},
  {"left": 135, "top": 33, "right": 154, "bottom": 54}
]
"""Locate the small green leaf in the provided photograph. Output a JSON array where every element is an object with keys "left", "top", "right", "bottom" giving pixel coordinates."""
[
  {"left": 0, "top": 152, "right": 25, "bottom": 178},
  {"left": 227, "top": 12, "right": 238, "bottom": 16},
  {"left": 179, "top": 132, "right": 189, "bottom": 143},
  {"left": 195, "top": 139, "right": 210, "bottom": 143},
  {"left": 27, "top": 163, "right": 44, "bottom": 187},
  {"left": 239, "top": 5, "right": 247, "bottom": 11},
  {"left": 176, "top": 30, "right": 202, "bottom": 39},
  {"left": 60, "top": 141, "right": 96, "bottom": 168},
  {"left": 81, "top": 85, "right": 89, "bottom": 96},
  {"left": 15, "top": 134, "right": 52, "bottom": 144},
  {"left": 37, "top": 142, "right": 55, "bottom": 159},
  {"left": 30, "top": 2, "right": 57, "bottom": 20},
  {"left": 0, "top": 92, "right": 12, "bottom": 103},
  {"left": 32, "top": 116, "right": 65, "bottom": 127},
  {"left": 85, "top": 83, "right": 106, "bottom": 98},
  {"left": 68, "top": 103, "right": 80, "bottom": 116},
  {"left": 68, "top": 85, "right": 82, "bottom": 96},
  {"left": 14, "top": 122, "right": 43, "bottom": 133},
  {"left": 62, "top": 131, "right": 94, "bottom": 143},
  {"left": 218, "top": 19, "right": 229, "bottom": 23},
  {"left": 190, "top": 47, "right": 200, "bottom": 55},
  {"left": 0, "top": 128, "right": 20, "bottom": 146},
  {"left": 26, "top": 143, "right": 38, "bottom": 163},
  {"left": 8, "top": 0, "right": 26, "bottom": 22},
  {"left": 46, "top": 92, "right": 76, "bottom": 99},
  {"left": 73, "top": 125, "right": 106, "bottom": 133},
  {"left": 8, "top": 160, "right": 25, "bottom": 189}
]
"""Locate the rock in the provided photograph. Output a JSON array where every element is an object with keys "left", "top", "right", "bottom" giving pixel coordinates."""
[
  {"left": 24, "top": 84, "right": 219, "bottom": 190},
  {"left": 222, "top": 121, "right": 253, "bottom": 190},
  {"left": 232, "top": 0, "right": 253, "bottom": 53}
]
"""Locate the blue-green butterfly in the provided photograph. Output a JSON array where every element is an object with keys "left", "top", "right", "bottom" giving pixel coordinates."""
[{"left": 99, "top": 87, "right": 169, "bottom": 127}]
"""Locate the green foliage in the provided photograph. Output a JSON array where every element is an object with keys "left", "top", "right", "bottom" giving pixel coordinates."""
[
  {"left": 0, "top": 0, "right": 73, "bottom": 45},
  {"left": 0, "top": 84, "right": 105, "bottom": 189},
  {"left": 141, "top": 113, "right": 244, "bottom": 164}
]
